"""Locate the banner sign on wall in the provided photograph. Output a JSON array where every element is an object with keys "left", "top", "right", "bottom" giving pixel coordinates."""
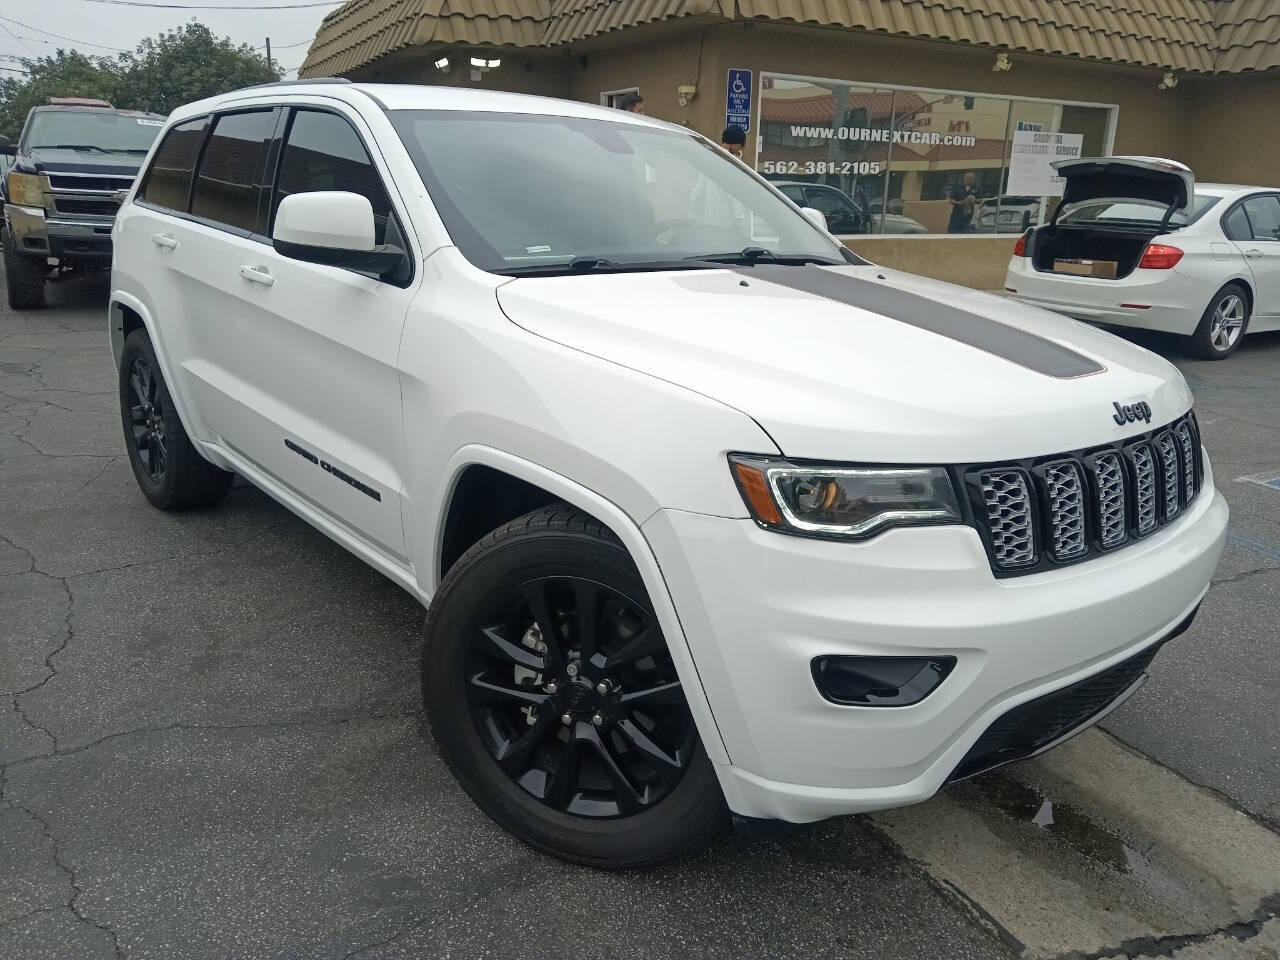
[
  {"left": 726, "top": 68, "right": 752, "bottom": 132},
  {"left": 1006, "top": 129, "right": 1083, "bottom": 196}
]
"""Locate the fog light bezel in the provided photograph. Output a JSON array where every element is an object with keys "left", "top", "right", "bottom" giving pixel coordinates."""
[{"left": 811, "top": 654, "right": 957, "bottom": 707}]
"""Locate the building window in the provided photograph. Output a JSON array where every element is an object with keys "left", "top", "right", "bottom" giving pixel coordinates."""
[
  {"left": 757, "top": 74, "right": 1114, "bottom": 236},
  {"left": 601, "top": 87, "right": 640, "bottom": 109}
]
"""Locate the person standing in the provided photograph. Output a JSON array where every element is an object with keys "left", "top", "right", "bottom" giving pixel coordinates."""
[
  {"left": 947, "top": 170, "right": 984, "bottom": 233},
  {"left": 690, "top": 126, "right": 749, "bottom": 233}
]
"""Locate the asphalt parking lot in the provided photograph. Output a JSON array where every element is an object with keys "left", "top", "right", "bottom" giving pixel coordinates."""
[{"left": 2, "top": 273, "right": 1278, "bottom": 960}]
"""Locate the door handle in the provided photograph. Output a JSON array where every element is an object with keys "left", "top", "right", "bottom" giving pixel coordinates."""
[
  {"left": 1245, "top": 249, "right": 1264, "bottom": 259},
  {"left": 239, "top": 265, "right": 275, "bottom": 287},
  {"left": 151, "top": 233, "right": 179, "bottom": 250}
]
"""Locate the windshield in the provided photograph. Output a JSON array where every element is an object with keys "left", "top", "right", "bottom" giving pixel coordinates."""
[
  {"left": 1060, "top": 193, "right": 1221, "bottom": 228},
  {"left": 390, "top": 110, "right": 851, "bottom": 274},
  {"left": 24, "top": 110, "right": 163, "bottom": 153}
]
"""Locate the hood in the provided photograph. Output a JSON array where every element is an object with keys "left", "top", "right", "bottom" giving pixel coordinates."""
[
  {"left": 1052, "top": 156, "right": 1194, "bottom": 219},
  {"left": 496, "top": 264, "right": 1192, "bottom": 464},
  {"left": 22, "top": 147, "right": 144, "bottom": 177}
]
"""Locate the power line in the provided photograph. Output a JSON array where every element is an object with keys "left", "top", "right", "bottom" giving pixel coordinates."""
[
  {"left": 0, "top": 15, "right": 130, "bottom": 52},
  {"left": 69, "top": 0, "right": 345, "bottom": 8},
  {"left": 0, "top": 20, "right": 39, "bottom": 58}
]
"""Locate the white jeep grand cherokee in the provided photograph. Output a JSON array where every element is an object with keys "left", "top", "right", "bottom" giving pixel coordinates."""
[{"left": 109, "top": 81, "right": 1228, "bottom": 868}]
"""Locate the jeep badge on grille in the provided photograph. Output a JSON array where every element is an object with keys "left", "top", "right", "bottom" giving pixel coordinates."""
[{"left": 1112, "top": 401, "right": 1152, "bottom": 425}]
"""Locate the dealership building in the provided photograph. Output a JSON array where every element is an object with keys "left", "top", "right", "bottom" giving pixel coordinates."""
[{"left": 301, "top": 0, "right": 1280, "bottom": 288}]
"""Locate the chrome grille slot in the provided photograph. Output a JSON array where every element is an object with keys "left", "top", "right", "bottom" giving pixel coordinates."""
[
  {"left": 1127, "top": 442, "right": 1158, "bottom": 535},
  {"left": 1174, "top": 421, "right": 1198, "bottom": 505},
  {"left": 1092, "top": 451, "right": 1128, "bottom": 548},
  {"left": 978, "top": 470, "right": 1035, "bottom": 568},
  {"left": 1042, "top": 460, "right": 1086, "bottom": 560},
  {"left": 1154, "top": 432, "right": 1181, "bottom": 520}
]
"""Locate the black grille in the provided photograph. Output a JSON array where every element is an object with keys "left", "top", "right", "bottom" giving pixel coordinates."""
[
  {"left": 964, "top": 413, "right": 1203, "bottom": 577},
  {"left": 946, "top": 606, "right": 1198, "bottom": 784},
  {"left": 53, "top": 197, "right": 120, "bottom": 217},
  {"left": 48, "top": 173, "right": 133, "bottom": 193}
]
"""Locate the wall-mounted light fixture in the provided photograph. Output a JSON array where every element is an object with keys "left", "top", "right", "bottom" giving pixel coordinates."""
[
  {"left": 993, "top": 52, "right": 1012, "bottom": 72},
  {"left": 677, "top": 83, "right": 697, "bottom": 107},
  {"left": 434, "top": 56, "right": 450, "bottom": 73},
  {"left": 469, "top": 56, "right": 502, "bottom": 81}
]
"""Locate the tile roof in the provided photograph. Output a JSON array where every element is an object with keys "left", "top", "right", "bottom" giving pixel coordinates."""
[{"left": 299, "top": 0, "right": 1280, "bottom": 77}]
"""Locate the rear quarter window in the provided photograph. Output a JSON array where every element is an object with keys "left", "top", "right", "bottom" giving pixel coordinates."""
[{"left": 140, "top": 116, "right": 209, "bottom": 211}]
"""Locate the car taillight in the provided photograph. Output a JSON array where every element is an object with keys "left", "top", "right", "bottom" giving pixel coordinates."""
[
  {"left": 1139, "top": 243, "right": 1183, "bottom": 269},
  {"left": 1012, "top": 233, "right": 1027, "bottom": 257}
]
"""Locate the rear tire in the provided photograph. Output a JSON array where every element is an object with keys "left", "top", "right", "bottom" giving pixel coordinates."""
[
  {"left": 119, "top": 329, "right": 233, "bottom": 510},
  {"left": 423, "top": 505, "right": 727, "bottom": 868},
  {"left": 3, "top": 234, "right": 46, "bottom": 310},
  {"left": 1186, "top": 283, "right": 1250, "bottom": 360}
]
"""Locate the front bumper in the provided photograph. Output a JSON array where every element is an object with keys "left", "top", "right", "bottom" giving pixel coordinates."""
[
  {"left": 4, "top": 203, "right": 114, "bottom": 260},
  {"left": 642, "top": 458, "right": 1228, "bottom": 822}
]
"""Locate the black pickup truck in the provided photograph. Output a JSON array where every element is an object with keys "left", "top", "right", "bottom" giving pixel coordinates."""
[{"left": 1, "top": 98, "right": 164, "bottom": 309}]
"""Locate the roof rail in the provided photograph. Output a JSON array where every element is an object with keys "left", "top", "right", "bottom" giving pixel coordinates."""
[{"left": 242, "top": 77, "right": 353, "bottom": 91}]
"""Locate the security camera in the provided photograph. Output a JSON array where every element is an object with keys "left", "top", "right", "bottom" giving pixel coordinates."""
[{"left": 1158, "top": 72, "right": 1178, "bottom": 90}]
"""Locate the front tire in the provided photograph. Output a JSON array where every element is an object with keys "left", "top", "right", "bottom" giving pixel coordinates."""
[
  {"left": 118, "top": 329, "right": 233, "bottom": 510},
  {"left": 423, "top": 505, "right": 726, "bottom": 868},
  {"left": 3, "top": 234, "right": 46, "bottom": 309},
  {"left": 1187, "top": 283, "right": 1250, "bottom": 360}
]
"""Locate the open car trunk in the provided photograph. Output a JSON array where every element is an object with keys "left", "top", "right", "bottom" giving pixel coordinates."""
[
  {"left": 1028, "top": 224, "right": 1160, "bottom": 279},
  {"left": 1028, "top": 156, "right": 1194, "bottom": 280}
]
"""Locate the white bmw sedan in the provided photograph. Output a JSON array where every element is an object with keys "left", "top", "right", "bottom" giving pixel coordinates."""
[{"left": 1005, "top": 157, "right": 1280, "bottom": 359}]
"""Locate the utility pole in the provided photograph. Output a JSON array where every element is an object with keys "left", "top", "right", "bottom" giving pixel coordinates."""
[{"left": 265, "top": 37, "right": 273, "bottom": 75}]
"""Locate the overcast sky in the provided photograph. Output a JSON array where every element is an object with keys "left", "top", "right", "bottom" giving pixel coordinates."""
[{"left": 0, "top": 0, "right": 343, "bottom": 82}]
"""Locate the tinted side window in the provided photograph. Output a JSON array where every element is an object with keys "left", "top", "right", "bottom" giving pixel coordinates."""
[
  {"left": 1223, "top": 205, "right": 1251, "bottom": 242},
  {"left": 1242, "top": 195, "right": 1280, "bottom": 241},
  {"left": 274, "top": 110, "right": 392, "bottom": 243},
  {"left": 778, "top": 185, "right": 806, "bottom": 205},
  {"left": 141, "top": 116, "right": 208, "bottom": 211},
  {"left": 190, "top": 110, "right": 277, "bottom": 233}
]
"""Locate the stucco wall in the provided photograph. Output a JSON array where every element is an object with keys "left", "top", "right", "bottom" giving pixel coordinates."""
[
  {"left": 844, "top": 234, "right": 1015, "bottom": 290},
  {"left": 1181, "top": 72, "right": 1280, "bottom": 188}
]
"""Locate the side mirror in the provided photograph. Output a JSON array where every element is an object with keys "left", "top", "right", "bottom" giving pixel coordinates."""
[
  {"left": 0, "top": 135, "right": 15, "bottom": 156},
  {"left": 801, "top": 206, "right": 829, "bottom": 231},
  {"left": 273, "top": 191, "right": 404, "bottom": 277}
]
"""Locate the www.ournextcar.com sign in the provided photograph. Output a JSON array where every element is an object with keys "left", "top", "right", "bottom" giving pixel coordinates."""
[{"left": 786, "top": 124, "right": 979, "bottom": 147}]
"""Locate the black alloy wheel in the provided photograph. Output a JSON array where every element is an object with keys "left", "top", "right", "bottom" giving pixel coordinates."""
[
  {"left": 117, "top": 328, "right": 233, "bottom": 510},
  {"left": 465, "top": 575, "right": 696, "bottom": 818},
  {"left": 127, "top": 357, "right": 167, "bottom": 482},
  {"left": 423, "top": 505, "right": 726, "bottom": 867}
]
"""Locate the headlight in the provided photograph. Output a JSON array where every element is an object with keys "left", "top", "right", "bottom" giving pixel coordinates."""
[
  {"left": 729, "top": 454, "right": 962, "bottom": 540},
  {"left": 6, "top": 171, "right": 48, "bottom": 208}
]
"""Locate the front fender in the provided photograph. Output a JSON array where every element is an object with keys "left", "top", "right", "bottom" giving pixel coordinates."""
[{"left": 429, "top": 444, "right": 732, "bottom": 767}]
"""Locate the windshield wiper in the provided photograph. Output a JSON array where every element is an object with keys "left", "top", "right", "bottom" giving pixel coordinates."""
[
  {"left": 38, "top": 144, "right": 110, "bottom": 153},
  {"left": 493, "top": 256, "right": 719, "bottom": 278},
  {"left": 685, "top": 247, "right": 844, "bottom": 267}
]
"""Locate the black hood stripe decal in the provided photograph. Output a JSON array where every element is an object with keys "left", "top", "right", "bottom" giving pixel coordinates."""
[{"left": 736, "top": 266, "right": 1104, "bottom": 379}]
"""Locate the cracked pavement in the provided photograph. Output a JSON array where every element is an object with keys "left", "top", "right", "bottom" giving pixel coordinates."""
[{"left": 1, "top": 275, "right": 1278, "bottom": 959}]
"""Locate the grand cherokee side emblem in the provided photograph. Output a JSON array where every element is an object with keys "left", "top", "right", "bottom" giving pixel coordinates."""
[{"left": 1112, "top": 400, "right": 1152, "bottom": 425}]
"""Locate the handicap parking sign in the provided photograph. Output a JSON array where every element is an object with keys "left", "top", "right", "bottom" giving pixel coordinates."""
[{"left": 725, "top": 68, "right": 752, "bottom": 132}]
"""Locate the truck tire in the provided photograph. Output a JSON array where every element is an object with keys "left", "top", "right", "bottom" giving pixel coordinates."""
[
  {"left": 118, "top": 329, "right": 233, "bottom": 510},
  {"left": 3, "top": 235, "right": 46, "bottom": 309},
  {"left": 1186, "top": 283, "right": 1250, "bottom": 360},
  {"left": 423, "top": 504, "right": 727, "bottom": 868}
]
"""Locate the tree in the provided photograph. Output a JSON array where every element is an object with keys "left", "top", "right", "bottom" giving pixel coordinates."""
[
  {"left": 0, "top": 50, "right": 119, "bottom": 139},
  {"left": 112, "top": 22, "right": 282, "bottom": 117},
  {"left": 0, "top": 22, "right": 282, "bottom": 138}
]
